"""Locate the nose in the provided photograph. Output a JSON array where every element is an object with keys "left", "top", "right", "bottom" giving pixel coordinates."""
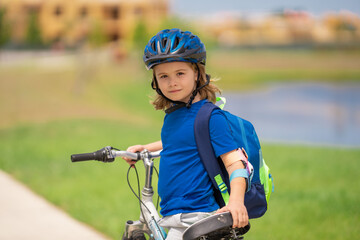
[{"left": 168, "top": 76, "right": 177, "bottom": 87}]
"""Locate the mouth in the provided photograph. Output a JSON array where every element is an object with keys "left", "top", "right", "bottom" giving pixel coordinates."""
[{"left": 169, "top": 89, "right": 181, "bottom": 93}]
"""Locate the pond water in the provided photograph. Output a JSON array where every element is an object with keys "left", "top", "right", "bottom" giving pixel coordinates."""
[{"left": 223, "top": 82, "right": 360, "bottom": 148}]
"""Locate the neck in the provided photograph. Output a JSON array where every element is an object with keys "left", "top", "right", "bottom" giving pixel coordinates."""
[{"left": 190, "top": 94, "right": 201, "bottom": 104}]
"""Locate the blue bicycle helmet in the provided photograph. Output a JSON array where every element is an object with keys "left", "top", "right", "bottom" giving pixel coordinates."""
[{"left": 143, "top": 28, "right": 206, "bottom": 70}]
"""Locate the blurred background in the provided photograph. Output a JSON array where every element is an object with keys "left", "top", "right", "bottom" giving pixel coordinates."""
[{"left": 0, "top": 0, "right": 359, "bottom": 239}]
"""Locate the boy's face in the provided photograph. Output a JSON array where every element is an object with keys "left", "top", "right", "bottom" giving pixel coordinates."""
[{"left": 154, "top": 61, "right": 198, "bottom": 103}]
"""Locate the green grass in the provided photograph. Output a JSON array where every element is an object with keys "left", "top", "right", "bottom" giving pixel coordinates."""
[
  {"left": 0, "top": 48, "right": 360, "bottom": 239},
  {"left": 247, "top": 145, "right": 360, "bottom": 240},
  {"left": 0, "top": 120, "right": 359, "bottom": 239},
  {"left": 0, "top": 119, "right": 162, "bottom": 239},
  {"left": 207, "top": 49, "right": 360, "bottom": 90}
]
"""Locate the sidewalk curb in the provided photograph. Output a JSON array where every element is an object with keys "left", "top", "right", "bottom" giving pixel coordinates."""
[{"left": 0, "top": 170, "right": 111, "bottom": 240}]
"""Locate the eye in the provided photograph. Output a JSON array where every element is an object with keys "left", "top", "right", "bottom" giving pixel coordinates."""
[
  {"left": 159, "top": 74, "right": 168, "bottom": 79},
  {"left": 177, "top": 72, "right": 184, "bottom": 76}
]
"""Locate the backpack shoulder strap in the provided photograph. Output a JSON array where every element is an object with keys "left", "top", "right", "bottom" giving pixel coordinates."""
[{"left": 194, "top": 101, "right": 229, "bottom": 207}]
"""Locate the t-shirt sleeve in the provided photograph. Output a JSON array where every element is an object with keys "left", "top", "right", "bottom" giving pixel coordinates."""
[{"left": 209, "top": 109, "right": 238, "bottom": 158}]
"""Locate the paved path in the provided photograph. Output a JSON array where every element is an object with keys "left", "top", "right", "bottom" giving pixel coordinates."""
[{"left": 0, "top": 170, "right": 110, "bottom": 240}]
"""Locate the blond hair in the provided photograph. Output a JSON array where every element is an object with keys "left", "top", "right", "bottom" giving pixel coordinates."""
[{"left": 150, "top": 63, "right": 221, "bottom": 111}]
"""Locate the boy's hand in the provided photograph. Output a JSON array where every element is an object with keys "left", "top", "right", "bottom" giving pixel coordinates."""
[
  {"left": 122, "top": 145, "right": 145, "bottom": 166},
  {"left": 122, "top": 141, "right": 162, "bottom": 167},
  {"left": 216, "top": 200, "right": 249, "bottom": 228},
  {"left": 219, "top": 149, "right": 249, "bottom": 228}
]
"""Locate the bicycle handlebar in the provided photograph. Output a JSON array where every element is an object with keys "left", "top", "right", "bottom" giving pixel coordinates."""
[
  {"left": 71, "top": 146, "right": 161, "bottom": 163},
  {"left": 71, "top": 152, "right": 104, "bottom": 162}
]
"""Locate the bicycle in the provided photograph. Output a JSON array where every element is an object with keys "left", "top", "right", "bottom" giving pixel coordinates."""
[{"left": 71, "top": 146, "right": 250, "bottom": 240}]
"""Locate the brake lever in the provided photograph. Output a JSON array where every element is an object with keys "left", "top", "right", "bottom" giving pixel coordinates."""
[{"left": 96, "top": 146, "right": 115, "bottom": 162}]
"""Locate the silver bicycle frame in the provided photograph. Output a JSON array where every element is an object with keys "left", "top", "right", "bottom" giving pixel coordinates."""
[{"left": 114, "top": 150, "right": 167, "bottom": 240}]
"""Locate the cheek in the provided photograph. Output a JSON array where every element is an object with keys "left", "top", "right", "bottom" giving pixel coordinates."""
[
  {"left": 157, "top": 78, "right": 171, "bottom": 91},
  {"left": 157, "top": 80, "right": 166, "bottom": 89}
]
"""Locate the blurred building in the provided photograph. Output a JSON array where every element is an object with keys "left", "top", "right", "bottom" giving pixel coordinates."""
[
  {"left": 200, "top": 10, "right": 360, "bottom": 47},
  {"left": 0, "top": 0, "right": 168, "bottom": 47}
]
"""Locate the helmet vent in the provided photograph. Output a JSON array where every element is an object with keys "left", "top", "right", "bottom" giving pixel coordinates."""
[
  {"left": 174, "top": 37, "right": 180, "bottom": 48},
  {"left": 151, "top": 41, "right": 156, "bottom": 52},
  {"left": 161, "top": 37, "right": 168, "bottom": 49}
]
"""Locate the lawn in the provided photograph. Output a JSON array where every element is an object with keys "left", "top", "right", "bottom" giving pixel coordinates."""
[
  {"left": 0, "top": 48, "right": 359, "bottom": 239},
  {"left": 0, "top": 120, "right": 359, "bottom": 239}
]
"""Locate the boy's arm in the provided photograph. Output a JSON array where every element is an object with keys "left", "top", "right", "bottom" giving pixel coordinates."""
[
  {"left": 123, "top": 140, "right": 162, "bottom": 165},
  {"left": 217, "top": 149, "right": 249, "bottom": 228},
  {"left": 143, "top": 140, "right": 163, "bottom": 151},
  {"left": 126, "top": 140, "right": 162, "bottom": 153}
]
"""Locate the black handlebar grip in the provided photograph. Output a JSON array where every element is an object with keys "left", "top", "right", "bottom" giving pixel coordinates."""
[
  {"left": 71, "top": 147, "right": 114, "bottom": 162},
  {"left": 71, "top": 152, "right": 99, "bottom": 162},
  {"left": 71, "top": 148, "right": 106, "bottom": 162}
]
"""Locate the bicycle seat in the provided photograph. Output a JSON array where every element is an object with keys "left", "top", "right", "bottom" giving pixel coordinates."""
[{"left": 182, "top": 212, "right": 250, "bottom": 240}]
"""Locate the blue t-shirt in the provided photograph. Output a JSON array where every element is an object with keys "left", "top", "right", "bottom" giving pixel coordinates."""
[{"left": 158, "top": 99, "right": 237, "bottom": 216}]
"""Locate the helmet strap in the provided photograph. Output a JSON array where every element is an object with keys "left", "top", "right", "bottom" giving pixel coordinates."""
[{"left": 185, "top": 64, "right": 210, "bottom": 108}]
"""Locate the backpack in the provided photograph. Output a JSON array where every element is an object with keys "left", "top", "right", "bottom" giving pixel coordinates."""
[{"left": 194, "top": 99, "right": 273, "bottom": 219}]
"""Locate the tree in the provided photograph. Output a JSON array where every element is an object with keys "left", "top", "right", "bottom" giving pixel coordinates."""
[
  {"left": 25, "top": 11, "right": 43, "bottom": 48},
  {"left": 0, "top": 8, "right": 11, "bottom": 48},
  {"left": 88, "top": 20, "right": 106, "bottom": 48},
  {"left": 133, "top": 19, "right": 149, "bottom": 49}
]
